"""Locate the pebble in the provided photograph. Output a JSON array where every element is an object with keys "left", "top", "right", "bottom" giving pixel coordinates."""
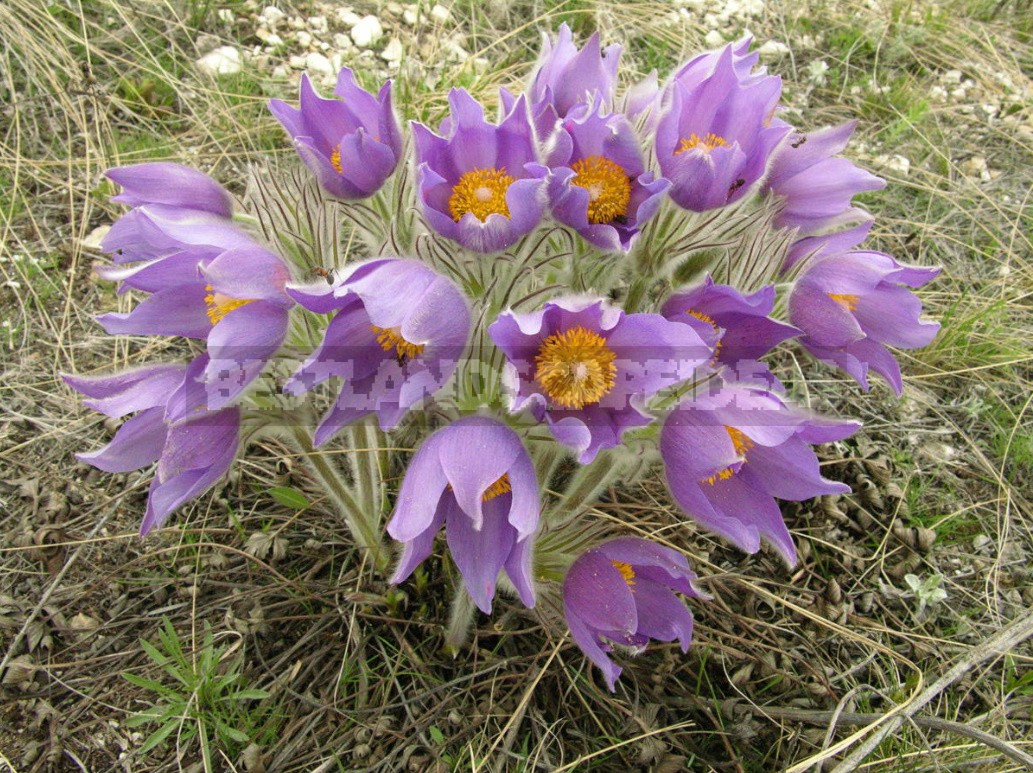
[
  {"left": 704, "top": 29, "right": 724, "bottom": 47},
  {"left": 337, "top": 9, "right": 362, "bottom": 27},
  {"left": 196, "top": 46, "right": 242, "bottom": 76},
  {"left": 333, "top": 32, "right": 354, "bottom": 51},
  {"left": 304, "top": 52, "right": 334, "bottom": 77},
  {"left": 758, "top": 40, "right": 790, "bottom": 57},
  {"left": 351, "top": 15, "right": 384, "bottom": 48},
  {"left": 296, "top": 30, "right": 312, "bottom": 48},
  {"left": 260, "top": 5, "right": 285, "bottom": 26},
  {"left": 430, "top": 3, "right": 451, "bottom": 23},
  {"left": 381, "top": 38, "right": 403, "bottom": 63}
]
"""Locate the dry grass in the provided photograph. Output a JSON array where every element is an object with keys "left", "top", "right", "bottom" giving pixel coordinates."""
[{"left": 1, "top": 0, "right": 1031, "bottom": 771}]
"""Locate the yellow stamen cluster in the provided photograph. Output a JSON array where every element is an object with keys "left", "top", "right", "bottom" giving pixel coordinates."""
[
  {"left": 448, "top": 168, "right": 514, "bottom": 222},
  {"left": 482, "top": 474, "right": 512, "bottom": 502},
  {"left": 675, "top": 133, "right": 729, "bottom": 155},
  {"left": 687, "top": 309, "right": 723, "bottom": 361},
  {"left": 570, "top": 155, "right": 632, "bottom": 224},
  {"left": 612, "top": 560, "right": 637, "bottom": 587},
  {"left": 703, "top": 425, "right": 755, "bottom": 486},
  {"left": 204, "top": 285, "right": 254, "bottom": 325},
  {"left": 535, "top": 326, "right": 618, "bottom": 409},
  {"left": 370, "top": 325, "right": 425, "bottom": 360},
  {"left": 330, "top": 145, "right": 343, "bottom": 174},
  {"left": 828, "top": 293, "right": 860, "bottom": 311}
]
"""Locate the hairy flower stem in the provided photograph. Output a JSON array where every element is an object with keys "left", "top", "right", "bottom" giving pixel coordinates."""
[
  {"left": 545, "top": 452, "right": 622, "bottom": 528},
  {"left": 445, "top": 580, "right": 478, "bottom": 653},
  {"left": 288, "top": 424, "right": 388, "bottom": 571},
  {"left": 348, "top": 418, "right": 386, "bottom": 538}
]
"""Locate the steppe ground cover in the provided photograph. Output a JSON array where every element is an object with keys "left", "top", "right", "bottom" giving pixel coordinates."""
[{"left": 0, "top": 0, "right": 1030, "bottom": 770}]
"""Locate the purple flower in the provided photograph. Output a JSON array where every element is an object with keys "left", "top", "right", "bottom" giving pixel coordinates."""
[
  {"left": 387, "top": 418, "right": 539, "bottom": 614},
  {"left": 106, "top": 162, "right": 234, "bottom": 217},
  {"left": 412, "top": 89, "right": 549, "bottom": 253},
  {"left": 563, "top": 537, "right": 706, "bottom": 691},
  {"left": 657, "top": 42, "right": 789, "bottom": 212},
  {"left": 784, "top": 221, "right": 872, "bottom": 273},
  {"left": 766, "top": 121, "right": 885, "bottom": 240},
  {"left": 489, "top": 298, "right": 710, "bottom": 464},
  {"left": 97, "top": 245, "right": 294, "bottom": 410},
  {"left": 64, "top": 359, "right": 240, "bottom": 536},
  {"left": 268, "top": 69, "right": 403, "bottom": 199},
  {"left": 660, "top": 384, "right": 858, "bottom": 564},
  {"left": 545, "top": 100, "right": 670, "bottom": 252},
  {"left": 285, "top": 259, "right": 471, "bottom": 444},
  {"left": 513, "top": 23, "right": 621, "bottom": 138},
  {"left": 661, "top": 276, "right": 798, "bottom": 373},
  {"left": 789, "top": 251, "right": 941, "bottom": 395}
]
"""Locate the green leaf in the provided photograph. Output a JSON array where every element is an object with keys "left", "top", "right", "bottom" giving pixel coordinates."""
[
  {"left": 139, "top": 720, "right": 179, "bottom": 754},
  {"left": 428, "top": 725, "right": 445, "bottom": 745},
  {"left": 122, "top": 673, "right": 169, "bottom": 693},
  {"left": 267, "top": 487, "right": 309, "bottom": 509},
  {"left": 225, "top": 689, "right": 270, "bottom": 701}
]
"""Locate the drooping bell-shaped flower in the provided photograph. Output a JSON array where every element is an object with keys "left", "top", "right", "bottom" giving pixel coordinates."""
[
  {"left": 660, "top": 383, "right": 858, "bottom": 564},
  {"left": 412, "top": 89, "right": 549, "bottom": 254},
  {"left": 106, "top": 162, "right": 234, "bottom": 217},
  {"left": 96, "top": 245, "right": 294, "bottom": 410},
  {"left": 387, "top": 418, "right": 539, "bottom": 614},
  {"left": 765, "top": 121, "right": 885, "bottom": 240},
  {"left": 489, "top": 298, "right": 710, "bottom": 464},
  {"left": 99, "top": 163, "right": 256, "bottom": 268},
  {"left": 268, "top": 69, "right": 403, "bottom": 199},
  {"left": 657, "top": 42, "right": 789, "bottom": 212},
  {"left": 285, "top": 259, "right": 471, "bottom": 444},
  {"left": 545, "top": 99, "right": 670, "bottom": 252},
  {"left": 661, "top": 276, "right": 798, "bottom": 375},
  {"left": 563, "top": 537, "right": 706, "bottom": 691},
  {"left": 64, "top": 357, "right": 240, "bottom": 536},
  {"left": 789, "top": 250, "right": 941, "bottom": 395}
]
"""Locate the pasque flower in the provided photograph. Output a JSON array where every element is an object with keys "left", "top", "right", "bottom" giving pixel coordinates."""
[
  {"left": 412, "top": 89, "right": 549, "bottom": 253},
  {"left": 563, "top": 537, "right": 705, "bottom": 691},
  {"left": 489, "top": 298, "right": 710, "bottom": 464},
  {"left": 97, "top": 244, "right": 294, "bottom": 410},
  {"left": 285, "top": 259, "right": 471, "bottom": 444},
  {"left": 789, "top": 250, "right": 941, "bottom": 395},
  {"left": 387, "top": 418, "right": 539, "bottom": 614},
  {"left": 106, "top": 162, "right": 234, "bottom": 217},
  {"left": 268, "top": 68, "right": 403, "bottom": 199},
  {"left": 661, "top": 276, "right": 798, "bottom": 374},
  {"left": 660, "top": 384, "right": 858, "bottom": 564},
  {"left": 545, "top": 99, "right": 670, "bottom": 252},
  {"left": 766, "top": 121, "right": 885, "bottom": 240},
  {"left": 64, "top": 357, "right": 240, "bottom": 536},
  {"left": 657, "top": 42, "right": 789, "bottom": 212}
]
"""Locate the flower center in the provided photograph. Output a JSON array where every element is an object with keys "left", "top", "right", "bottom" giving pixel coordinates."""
[
  {"left": 370, "top": 325, "right": 425, "bottom": 360},
  {"left": 330, "top": 145, "right": 343, "bottom": 174},
  {"left": 535, "top": 326, "right": 618, "bottom": 410},
  {"left": 675, "top": 133, "right": 729, "bottom": 155},
  {"left": 204, "top": 285, "right": 254, "bottom": 325},
  {"left": 612, "top": 560, "right": 636, "bottom": 587},
  {"left": 687, "top": 309, "right": 723, "bottom": 361},
  {"left": 482, "top": 474, "right": 512, "bottom": 502},
  {"left": 570, "top": 155, "right": 632, "bottom": 224},
  {"left": 703, "top": 426, "right": 754, "bottom": 485},
  {"left": 828, "top": 293, "right": 860, "bottom": 311},
  {"left": 449, "top": 168, "right": 514, "bottom": 222}
]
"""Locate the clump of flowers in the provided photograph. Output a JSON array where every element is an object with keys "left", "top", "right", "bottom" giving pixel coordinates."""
[{"left": 68, "top": 27, "right": 940, "bottom": 692}]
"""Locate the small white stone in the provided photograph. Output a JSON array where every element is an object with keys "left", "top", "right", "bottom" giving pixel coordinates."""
[
  {"left": 333, "top": 32, "right": 354, "bottom": 50},
  {"left": 216, "top": 8, "right": 234, "bottom": 23},
  {"left": 381, "top": 38, "right": 403, "bottom": 62},
  {"left": 758, "top": 40, "right": 789, "bottom": 57},
  {"left": 288, "top": 54, "right": 306, "bottom": 69},
  {"left": 288, "top": 15, "right": 306, "bottom": 30},
  {"left": 402, "top": 7, "right": 418, "bottom": 25},
  {"left": 430, "top": 3, "right": 451, "bottom": 23},
  {"left": 272, "top": 65, "right": 289, "bottom": 79},
  {"left": 261, "top": 5, "right": 285, "bottom": 25},
  {"left": 704, "top": 29, "right": 724, "bottom": 47},
  {"left": 972, "top": 534, "right": 991, "bottom": 550},
  {"left": 351, "top": 15, "right": 384, "bottom": 48},
  {"left": 386, "top": 2, "right": 404, "bottom": 16},
  {"left": 703, "top": 13, "right": 720, "bottom": 28},
  {"left": 264, "top": 33, "right": 284, "bottom": 48},
  {"left": 81, "top": 225, "right": 110, "bottom": 251},
  {"left": 807, "top": 59, "right": 830, "bottom": 86},
  {"left": 296, "top": 30, "right": 313, "bottom": 48},
  {"left": 304, "top": 52, "right": 334, "bottom": 77},
  {"left": 196, "top": 46, "right": 242, "bottom": 76},
  {"left": 308, "top": 15, "right": 328, "bottom": 33},
  {"left": 337, "top": 9, "right": 362, "bottom": 27},
  {"left": 943, "top": 69, "right": 963, "bottom": 84}
]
